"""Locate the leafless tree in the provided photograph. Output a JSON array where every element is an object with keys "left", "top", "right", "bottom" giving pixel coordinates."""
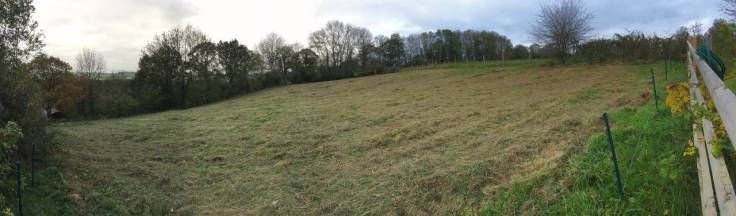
[
  {"left": 404, "top": 34, "right": 423, "bottom": 61},
  {"left": 275, "top": 43, "right": 301, "bottom": 82},
  {"left": 75, "top": 48, "right": 105, "bottom": 114},
  {"left": 689, "top": 22, "right": 703, "bottom": 36},
  {"left": 309, "top": 20, "right": 371, "bottom": 69},
  {"left": 75, "top": 48, "right": 105, "bottom": 81},
  {"left": 531, "top": 0, "right": 593, "bottom": 63},
  {"left": 309, "top": 21, "right": 346, "bottom": 67},
  {"left": 257, "top": 32, "right": 287, "bottom": 72}
]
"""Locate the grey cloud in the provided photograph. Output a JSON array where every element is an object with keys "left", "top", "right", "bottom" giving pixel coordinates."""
[
  {"left": 317, "top": 0, "right": 723, "bottom": 44},
  {"left": 37, "top": 0, "right": 726, "bottom": 71},
  {"left": 134, "top": 0, "right": 197, "bottom": 25}
]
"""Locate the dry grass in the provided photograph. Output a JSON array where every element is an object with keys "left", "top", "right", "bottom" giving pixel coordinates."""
[{"left": 53, "top": 61, "right": 651, "bottom": 215}]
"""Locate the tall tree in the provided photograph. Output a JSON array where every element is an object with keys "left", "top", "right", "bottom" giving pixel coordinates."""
[
  {"left": 218, "top": 39, "right": 256, "bottom": 94},
  {"left": 511, "top": 45, "right": 529, "bottom": 60},
  {"left": 382, "top": 33, "right": 405, "bottom": 66},
  {"left": 144, "top": 24, "right": 210, "bottom": 63},
  {"left": 403, "top": 34, "right": 425, "bottom": 65},
  {"left": 294, "top": 48, "right": 319, "bottom": 83},
  {"left": 0, "top": 0, "right": 45, "bottom": 177},
  {"left": 257, "top": 32, "right": 287, "bottom": 73},
  {"left": 133, "top": 44, "right": 182, "bottom": 111},
  {"left": 138, "top": 25, "right": 210, "bottom": 109},
  {"left": 75, "top": 48, "right": 106, "bottom": 115},
  {"left": 275, "top": 44, "right": 299, "bottom": 83},
  {"left": 353, "top": 27, "right": 373, "bottom": 70},
  {"left": 531, "top": 0, "right": 593, "bottom": 63},
  {"left": 309, "top": 20, "right": 372, "bottom": 78},
  {"left": 28, "top": 54, "right": 83, "bottom": 111},
  {"left": 188, "top": 41, "right": 221, "bottom": 104}
]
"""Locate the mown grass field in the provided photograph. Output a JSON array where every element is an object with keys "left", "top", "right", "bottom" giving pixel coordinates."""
[{"left": 53, "top": 60, "right": 670, "bottom": 215}]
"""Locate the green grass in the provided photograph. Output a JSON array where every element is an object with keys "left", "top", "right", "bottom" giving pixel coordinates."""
[
  {"left": 567, "top": 88, "right": 602, "bottom": 105},
  {"left": 478, "top": 61, "right": 701, "bottom": 215},
  {"left": 544, "top": 104, "right": 698, "bottom": 215},
  {"left": 52, "top": 60, "right": 666, "bottom": 215},
  {"left": 7, "top": 162, "right": 78, "bottom": 216}
]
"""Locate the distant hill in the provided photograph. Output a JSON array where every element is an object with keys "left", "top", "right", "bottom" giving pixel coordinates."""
[{"left": 101, "top": 71, "right": 136, "bottom": 80}]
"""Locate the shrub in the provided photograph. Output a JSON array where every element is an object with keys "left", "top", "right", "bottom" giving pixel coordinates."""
[{"left": 0, "top": 121, "right": 22, "bottom": 215}]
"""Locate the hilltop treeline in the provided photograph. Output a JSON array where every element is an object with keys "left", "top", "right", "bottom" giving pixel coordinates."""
[
  {"left": 32, "top": 21, "right": 538, "bottom": 118},
  {"left": 126, "top": 23, "right": 532, "bottom": 114},
  {"left": 28, "top": 20, "right": 699, "bottom": 119},
  {"left": 578, "top": 28, "right": 690, "bottom": 64}
]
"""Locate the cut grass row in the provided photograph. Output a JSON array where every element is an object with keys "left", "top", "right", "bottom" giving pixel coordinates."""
[{"left": 477, "top": 61, "right": 701, "bottom": 215}]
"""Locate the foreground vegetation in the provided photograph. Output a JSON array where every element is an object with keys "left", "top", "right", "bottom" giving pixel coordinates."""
[
  {"left": 479, "top": 62, "right": 700, "bottom": 215},
  {"left": 50, "top": 60, "right": 669, "bottom": 215}
]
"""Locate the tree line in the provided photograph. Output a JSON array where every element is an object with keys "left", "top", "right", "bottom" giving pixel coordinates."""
[
  {"left": 577, "top": 28, "right": 691, "bottom": 64},
  {"left": 528, "top": 0, "right": 693, "bottom": 65},
  {"left": 24, "top": 15, "right": 698, "bottom": 120},
  {"left": 27, "top": 21, "right": 538, "bottom": 118}
]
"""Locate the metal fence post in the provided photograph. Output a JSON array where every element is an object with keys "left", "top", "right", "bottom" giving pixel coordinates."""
[
  {"left": 31, "top": 143, "right": 35, "bottom": 187},
  {"left": 602, "top": 113, "right": 624, "bottom": 199},
  {"left": 651, "top": 69, "right": 658, "bottom": 112},
  {"left": 16, "top": 161, "right": 23, "bottom": 216},
  {"left": 665, "top": 57, "right": 669, "bottom": 81}
]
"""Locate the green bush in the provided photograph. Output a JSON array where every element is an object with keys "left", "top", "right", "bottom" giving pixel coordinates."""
[{"left": 0, "top": 122, "right": 23, "bottom": 215}]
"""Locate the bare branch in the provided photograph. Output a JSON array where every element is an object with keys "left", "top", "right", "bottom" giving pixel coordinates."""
[{"left": 530, "top": 0, "right": 593, "bottom": 63}]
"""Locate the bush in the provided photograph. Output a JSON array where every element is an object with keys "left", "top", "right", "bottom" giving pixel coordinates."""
[
  {"left": 0, "top": 122, "right": 22, "bottom": 215},
  {"left": 0, "top": 122, "right": 22, "bottom": 175}
]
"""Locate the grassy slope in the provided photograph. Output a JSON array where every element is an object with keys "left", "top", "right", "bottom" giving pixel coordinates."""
[
  {"left": 479, "top": 62, "right": 700, "bottom": 215},
  {"left": 53, "top": 60, "right": 664, "bottom": 215}
]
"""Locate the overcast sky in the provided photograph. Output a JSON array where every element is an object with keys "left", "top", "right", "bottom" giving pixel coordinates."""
[{"left": 33, "top": 0, "right": 725, "bottom": 72}]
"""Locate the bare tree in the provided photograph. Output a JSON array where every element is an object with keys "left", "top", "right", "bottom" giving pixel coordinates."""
[
  {"left": 76, "top": 48, "right": 105, "bottom": 81},
  {"left": 404, "top": 34, "right": 423, "bottom": 61},
  {"left": 689, "top": 22, "right": 703, "bottom": 36},
  {"left": 75, "top": 48, "right": 106, "bottom": 115},
  {"left": 309, "top": 20, "right": 372, "bottom": 71},
  {"left": 531, "top": 0, "right": 593, "bottom": 63},
  {"left": 275, "top": 43, "right": 298, "bottom": 82},
  {"left": 257, "top": 32, "right": 287, "bottom": 72}
]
